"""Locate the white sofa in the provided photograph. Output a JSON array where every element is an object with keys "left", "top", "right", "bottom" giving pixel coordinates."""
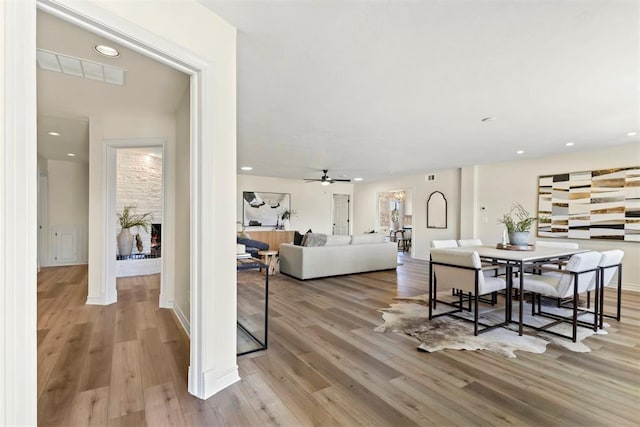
[{"left": 279, "top": 233, "right": 398, "bottom": 280}]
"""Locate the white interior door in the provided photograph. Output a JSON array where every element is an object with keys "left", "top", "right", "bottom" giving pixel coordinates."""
[{"left": 332, "top": 194, "right": 350, "bottom": 235}]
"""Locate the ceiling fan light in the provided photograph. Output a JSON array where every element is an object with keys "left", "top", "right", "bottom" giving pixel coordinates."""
[{"left": 321, "top": 181, "right": 330, "bottom": 186}]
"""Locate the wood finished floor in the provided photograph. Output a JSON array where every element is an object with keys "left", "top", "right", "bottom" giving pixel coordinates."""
[{"left": 38, "top": 255, "right": 640, "bottom": 426}]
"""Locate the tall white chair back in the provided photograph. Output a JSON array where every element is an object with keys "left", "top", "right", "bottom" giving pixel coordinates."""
[
  {"left": 430, "top": 240, "right": 458, "bottom": 248},
  {"left": 595, "top": 250, "right": 624, "bottom": 288},
  {"left": 430, "top": 249, "right": 505, "bottom": 295},
  {"left": 556, "top": 251, "right": 602, "bottom": 297},
  {"left": 457, "top": 239, "right": 482, "bottom": 247}
]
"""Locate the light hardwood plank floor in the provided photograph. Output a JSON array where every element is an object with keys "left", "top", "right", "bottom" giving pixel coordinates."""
[{"left": 38, "top": 255, "right": 640, "bottom": 426}]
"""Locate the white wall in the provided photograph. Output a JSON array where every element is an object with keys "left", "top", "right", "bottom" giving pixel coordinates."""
[
  {"left": 174, "top": 88, "right": 191, "bottom": 332},
  {"left": 352, "top": 169, "right": 461, "bottom": 260},
  {"left": 473, "top": 142, "right": 640, "bottom": 289},
  {"left": 47, "top": 159, "right": 89, "bottom": 264},
  {"left": 238, "top": 175, "right": 354, "bottom": 235}
]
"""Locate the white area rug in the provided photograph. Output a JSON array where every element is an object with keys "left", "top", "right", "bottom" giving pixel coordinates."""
[{"left": 375, "top": 294, "right": 608, "bottom": 358}]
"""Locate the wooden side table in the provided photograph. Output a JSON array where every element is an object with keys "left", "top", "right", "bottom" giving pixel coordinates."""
[{"left": 258, "top": 250, "right": 279, "bottom": 275}]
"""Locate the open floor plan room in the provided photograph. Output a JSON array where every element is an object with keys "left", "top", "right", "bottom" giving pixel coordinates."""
[{"left": 38, "top": 256, "right": 639, "bottom": 426}]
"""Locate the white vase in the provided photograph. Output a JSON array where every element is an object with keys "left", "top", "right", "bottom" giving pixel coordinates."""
[
  {"left": 117, "top": 228, "right": 134, "bottom": 256},
  {"left": 283, "top": 218, "right": 291, "bottom": 230}
]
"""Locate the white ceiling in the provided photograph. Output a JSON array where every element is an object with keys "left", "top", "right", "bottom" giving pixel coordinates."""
[
  {"left": 37, "top": 2, "right": 639, "bottom": 181},
  {"left": 201, "top": 0, "right": 639, "bottom": 182},
  {"left": 36, "top": 11, "right": 189, "bottom": 164}
]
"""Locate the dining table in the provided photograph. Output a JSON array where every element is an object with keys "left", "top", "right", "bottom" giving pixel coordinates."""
[{"left": 436, "top": 244, "right": 588, "bottom": 335}]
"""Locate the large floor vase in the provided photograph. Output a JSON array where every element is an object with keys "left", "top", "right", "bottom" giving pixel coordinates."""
[{"left": 117, "top": 228, "right": 134, "bottom": 256}]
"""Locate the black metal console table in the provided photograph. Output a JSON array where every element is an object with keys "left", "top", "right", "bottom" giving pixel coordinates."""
[{"left": 236, "top": 257, "right": 269, "bottom": 356}]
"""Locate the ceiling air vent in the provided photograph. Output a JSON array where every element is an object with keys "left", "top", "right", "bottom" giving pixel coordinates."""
[{"left": 36, "top": 49, "right": 125, "bottom": 86}]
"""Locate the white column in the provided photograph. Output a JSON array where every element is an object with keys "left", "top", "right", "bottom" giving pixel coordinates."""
[{"left": 1, "top": 0, "right": 38, "bottom": 425}]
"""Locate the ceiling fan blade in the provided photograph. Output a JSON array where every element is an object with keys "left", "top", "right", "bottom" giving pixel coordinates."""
[{"left": 332, "top": 179, "right": 351, "bottom": 182}]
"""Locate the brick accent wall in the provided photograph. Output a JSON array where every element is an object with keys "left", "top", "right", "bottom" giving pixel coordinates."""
[{"left": 116, "top": 149, "right": 163, "bottom": 254}]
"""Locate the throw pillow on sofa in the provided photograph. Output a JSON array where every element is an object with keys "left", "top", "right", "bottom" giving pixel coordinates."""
[{"left": 302, "top": 233, "right": 327, "bottom": 247}]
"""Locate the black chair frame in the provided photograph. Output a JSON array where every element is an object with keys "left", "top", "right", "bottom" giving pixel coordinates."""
[
  {"left": 522, "top": 266, "right": 600, "bottom": 342},
  {"left": 428, "top": 260, "right": 508, "bottom": 336}
]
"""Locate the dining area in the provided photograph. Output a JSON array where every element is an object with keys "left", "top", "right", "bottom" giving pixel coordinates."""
[{"left": 427, "top": 240, "right": 624, "bottom": 343}]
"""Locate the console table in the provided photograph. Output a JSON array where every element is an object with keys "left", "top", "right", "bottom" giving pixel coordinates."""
[
  {"left": 237, "top": 257, "right": 269, "bottom": 355},
  {"left": 243, "top": 230, "right": 295, "bottom": 251}
]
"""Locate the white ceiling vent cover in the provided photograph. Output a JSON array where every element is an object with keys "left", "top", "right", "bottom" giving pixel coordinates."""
[{"left": 36, "top": 49, "right": 125, "bottom": 86}]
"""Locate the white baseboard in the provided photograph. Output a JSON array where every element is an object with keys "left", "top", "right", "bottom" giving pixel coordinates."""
[
  {"left": 85, "top": 295, "right": 117, "bottom": 306},
  {"left": 159, "top": 293, "right": 173, "bottom": 309},
  {"left": 622, "top": 282, "right": 640, "bottom": 293},
  {"left": 173, "top": 304, "right": 190, "bottom": 337},
  {"left": 202, "top": 366, "right": 240, "bottom": 400}
]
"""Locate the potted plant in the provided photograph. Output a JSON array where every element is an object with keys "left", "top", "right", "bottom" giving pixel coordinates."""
[
  {"left": 497, "top": 202, "right": 537, "bottom": 246},
  {"left": 281, "top": 209, "right": 297, "bottom": 230},
  {"left": 117, "top": 205, "right": 153, "bottom": 256}
]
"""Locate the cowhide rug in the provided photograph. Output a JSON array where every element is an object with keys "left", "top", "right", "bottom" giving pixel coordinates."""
[{"left": 375, "top": 294, "right": 608, "bottom": 358}]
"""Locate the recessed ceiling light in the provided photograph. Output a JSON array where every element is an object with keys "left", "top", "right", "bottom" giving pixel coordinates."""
[
  {"left": 66, "top": 153, "right": 76, "bottom": 157},
  {"left": 48, "top": 131, "right": 60, "bottom": 136},
  {"left": 516, "top": 150, "right": 525, "bottom": 154},
  {"left": 627, "top": 131, "right": 638, "bottom": 136},
  {"left": 481, "top": 117, "right": 497, "bottom": 122},
  {"left": 353, "top": 177, "right": 363, "bottom": 181},
  {"left": 240, "top": 166, "right": 253, "bottom": 171},
  {"left": 565, "top": 142, "right": 575, "bottom": 147},
  {"left": 94, "top": 44, "right": 120, "bottom": 58}
]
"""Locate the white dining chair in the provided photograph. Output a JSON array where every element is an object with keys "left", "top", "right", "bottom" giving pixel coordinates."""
[
  {"left": 593, "top": 250, "right": 624, "bottom": 328},
  {"left": 516, "top": 251, "right": 601, "bottom": 342},
  {"left": 457, "top": 238, "right": 482, "bottom": 247},
  {"left": 429, "top": 249, "right": 508, "bottom": 335},
  {"left": 430, "top": 240, "right": 465, "bottom": 299},
  {"left": 430, "top": 240, "right": 458, "bottom": 249}
]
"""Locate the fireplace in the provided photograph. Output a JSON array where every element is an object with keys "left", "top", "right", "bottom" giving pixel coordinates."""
[{"left": 151, "top": 223, "right": 161, "bottom": 257}]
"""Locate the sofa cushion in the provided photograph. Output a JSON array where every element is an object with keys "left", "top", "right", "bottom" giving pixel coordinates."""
[
  {"left": 303, "top": 233, "right": 327, "bottom": 247},
  {"left": 351, "top": 233, "right": 386, "bottom": 245},
  {"left": 325, "top": 235, "right": 352, "bottom": 246}
]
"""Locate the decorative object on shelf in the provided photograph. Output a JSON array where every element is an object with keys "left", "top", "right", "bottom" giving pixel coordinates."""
[
  {"left": 427, "top": 191, "right": 447, "bottom": 229},
  {"left": 498, "top": 202, "right": 537, "bottom": 246},
  {"left": 117, "top": 205, "right": 152, "bottom": 257},
  {"left": 280, "top": 208, "right": 297, "bottom": 231},
  {"left": 538, "top": 166, "right": 639, "bottom": 241},
  {"left": 135, "top": 233, "right": 143, "bottom": 253}
]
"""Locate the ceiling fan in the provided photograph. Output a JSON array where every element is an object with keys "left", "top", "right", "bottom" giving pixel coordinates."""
[{"left": 304, "top": 169, "right": 351, "bottom": 186}]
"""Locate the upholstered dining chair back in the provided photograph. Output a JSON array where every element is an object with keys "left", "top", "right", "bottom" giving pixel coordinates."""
[
  {"left": 555, "top": 251, "right": 602, "bottom": 297},
  {"left": 593, "top": 249, "right": 624, "bottom": 288},
  {"left": 430, "top": 249, "right": 500, "bottom": 295},
  {"left": 457, "top": 239, "right": 482, "bottom": 247},
  {"left": 430, "top": 240, "right": 458, "bottom": 249}
]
